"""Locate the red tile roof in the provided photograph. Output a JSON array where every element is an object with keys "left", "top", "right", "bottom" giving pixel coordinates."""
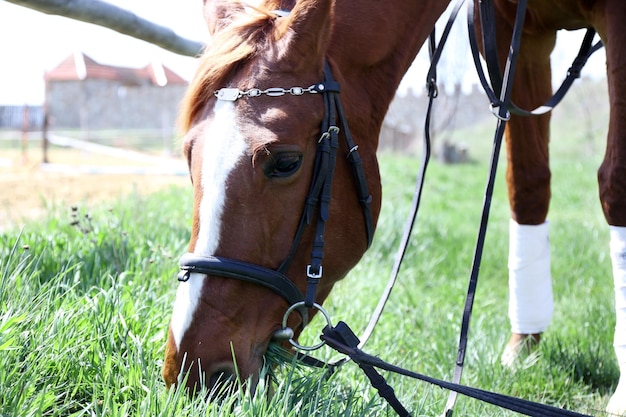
[{"left": 45, "top": 52, "right": 187, "bottom": 86}]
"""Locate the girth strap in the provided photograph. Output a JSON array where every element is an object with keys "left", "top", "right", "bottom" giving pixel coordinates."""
[{"left": 468, "top": 0, "right": 603, "bottom": 116}]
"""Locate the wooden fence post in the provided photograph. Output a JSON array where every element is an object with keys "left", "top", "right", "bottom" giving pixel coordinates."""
[
  {"left": 42, "top": 112, "right": 49, "bottom": 163},
  {"left": 21, "top": 105, "right": 29, "bottom": 163}
]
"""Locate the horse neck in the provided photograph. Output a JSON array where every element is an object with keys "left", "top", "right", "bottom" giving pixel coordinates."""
[{"left": 329, "top": 0, "right": 451, "bottom": 150}]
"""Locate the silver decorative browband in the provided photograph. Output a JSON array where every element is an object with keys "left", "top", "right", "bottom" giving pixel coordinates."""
[
  {"left": 211, "top": 9, "right": 299, "bottom": 102},
  {"left": 214, "top": 84, "right": 324, "bottom": 101}
]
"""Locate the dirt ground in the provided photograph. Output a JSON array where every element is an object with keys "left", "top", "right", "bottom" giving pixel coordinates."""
[{"left": 0, "top": 147, "right": 189, "bottom": 231}]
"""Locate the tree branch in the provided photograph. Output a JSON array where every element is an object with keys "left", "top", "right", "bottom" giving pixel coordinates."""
[{"left": 6, "top": 0, "right": 205, "bottom": 57}]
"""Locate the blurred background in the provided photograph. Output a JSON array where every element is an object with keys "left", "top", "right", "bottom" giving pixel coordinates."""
[{"left": 0, "top": 0, "right": 609, "bottom": 228}]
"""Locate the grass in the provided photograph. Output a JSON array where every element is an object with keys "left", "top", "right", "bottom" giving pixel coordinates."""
[{"left": 0, "top": 84, "right": 619, "bottom": 415}]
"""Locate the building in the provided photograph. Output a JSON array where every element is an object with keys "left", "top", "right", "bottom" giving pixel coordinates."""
[{"left": 44, "top": 52, "right": 188, "bottom": 131}]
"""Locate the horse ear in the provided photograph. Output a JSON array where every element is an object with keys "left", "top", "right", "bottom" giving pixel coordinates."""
[
  {"left": 274, "top": 0, "right": 334, "bottom": 65},
  {"left": 203, "top": 0, "right": 244, "bottom": 35}
]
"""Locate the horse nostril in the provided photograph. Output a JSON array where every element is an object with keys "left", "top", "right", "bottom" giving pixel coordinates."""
[{"left": 209, "top": 370, "right": 231, "bottom": 387}]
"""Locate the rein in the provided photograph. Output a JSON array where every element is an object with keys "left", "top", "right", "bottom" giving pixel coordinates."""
[
  {"left": 321, "top": 322, "right": 592, "bottom": 417},
  {"left": 443, "top": 2, "right": 602, "bottom": 415},
  {"left": 320, "top": 1, "right": 599, "bottom": 416}
]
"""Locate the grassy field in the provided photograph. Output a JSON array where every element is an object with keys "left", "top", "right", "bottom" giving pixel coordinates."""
[{"left": 0, "top": 81, "right": 619, "bottom": 416}]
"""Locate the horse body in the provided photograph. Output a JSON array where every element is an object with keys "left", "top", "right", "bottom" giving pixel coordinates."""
[{"left": 163, "top": 0, "right": 626, "bottom": 413}]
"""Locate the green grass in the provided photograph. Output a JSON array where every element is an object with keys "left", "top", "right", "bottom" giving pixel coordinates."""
[{"left": 0, "top": 93, "right": 619, "bottom": 415}]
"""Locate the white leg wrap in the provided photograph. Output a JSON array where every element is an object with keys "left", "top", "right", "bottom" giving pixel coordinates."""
[
  {"left": 507, "top": 219, "right": 554, "bottom": 334},
  {"left": 607, "top": 226, "right": 626, "bottom": 416}
]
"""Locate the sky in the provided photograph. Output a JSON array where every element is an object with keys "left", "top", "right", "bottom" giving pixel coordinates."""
[
  {"left": 0, "top": 0, "right": 207, "bottom": 105},
  {"left": 0, "top": 1, "right": 607, "bottom": 105}
]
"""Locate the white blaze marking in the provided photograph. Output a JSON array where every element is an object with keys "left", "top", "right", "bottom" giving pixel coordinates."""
[{"left": 170, "top": 100, "right": 247, "bottom": 350}]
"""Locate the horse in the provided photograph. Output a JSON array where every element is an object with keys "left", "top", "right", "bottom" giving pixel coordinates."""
[{"left": 162, "top": 0, "right": 626, "bottom": 414}]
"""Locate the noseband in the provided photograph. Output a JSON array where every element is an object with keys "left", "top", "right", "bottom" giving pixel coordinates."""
[{"left": 177, "top": 62, "right": 374, "bottom": 336}]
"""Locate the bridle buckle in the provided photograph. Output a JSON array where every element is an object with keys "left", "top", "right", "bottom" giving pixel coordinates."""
[{"left": 306, "top": 264, "right": 323, "bottom": 279}]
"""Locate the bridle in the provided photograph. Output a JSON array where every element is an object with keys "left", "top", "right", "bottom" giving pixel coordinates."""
[
  {"left": 173, "top": 1, "right": 606, "bottom": 415},
  {"left": 177, "top": 61, "right": 374, "bottom": 347},
  {"left": 173, "top": 2, "right": 604, "bottom": 416}
]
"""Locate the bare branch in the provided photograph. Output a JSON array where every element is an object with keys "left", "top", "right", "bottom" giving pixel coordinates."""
[{"left": 6, "top": 0, "right": 205, "bottom": 57}]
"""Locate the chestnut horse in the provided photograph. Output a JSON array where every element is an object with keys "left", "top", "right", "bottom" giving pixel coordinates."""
[{"left": 162, "top": 0, "right": 626, "bottom": 414}]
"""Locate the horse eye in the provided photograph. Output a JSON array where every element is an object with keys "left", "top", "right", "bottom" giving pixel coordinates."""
[{"left": 265, "top": 153, "right": 303, "bottom": 178}]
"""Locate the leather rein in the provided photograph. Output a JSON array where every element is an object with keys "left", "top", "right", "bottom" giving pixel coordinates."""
[{"left": 318, "top": 1, "right": 601, "bottom": 416}]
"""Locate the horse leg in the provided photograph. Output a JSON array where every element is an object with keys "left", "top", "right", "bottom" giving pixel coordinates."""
[
  {"left": 596, "top": 1, "right": 626, "bottom": 413},
  {"left": 485, "top": 2, "right": 557, "bottom": 365},
  {"left": 607, "top": 227, "right": 626, "bottom": 415},
  {"left": 504, "top": 57, "right": 557, "bottom": 364},
  {"left": 501, "top": 219, "right": 552, "bottom": 366}
]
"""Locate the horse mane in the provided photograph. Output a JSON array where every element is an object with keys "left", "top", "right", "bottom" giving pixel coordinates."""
[{"left": 178, "top": 1, "right": 289, "bottom": 134}]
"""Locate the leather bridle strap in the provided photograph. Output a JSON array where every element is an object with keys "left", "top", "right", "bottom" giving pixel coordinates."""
[
  {"left": 276, "top": 61, "right": 375, "bottom": 308},
  {"left": 335, "top": 77, "right": 375, "bottom": 251},
  {"left": 303, "top": 62, "right": 340, "bottom": 308},
  {"left": 178, "top": 253, "right": 309, "bottom": 322}
]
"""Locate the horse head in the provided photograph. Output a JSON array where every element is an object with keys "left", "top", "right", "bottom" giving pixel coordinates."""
[{"left": 162, "top": 0, "right": 382, "bottom": 393}]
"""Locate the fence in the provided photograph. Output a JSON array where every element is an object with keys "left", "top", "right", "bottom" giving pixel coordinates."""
[{"left": 0, "top": 105, "right": 44, "bottom": 130}]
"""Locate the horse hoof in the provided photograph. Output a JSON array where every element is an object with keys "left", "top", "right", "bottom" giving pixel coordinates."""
[
  {"left": 606, "top": 375, "right": 626, "bottom": 416},
  {"left": 501, "top": 333, "right": 541, "bottom": 368},
  {"left": 501, "top": 343, "right": 521, "bottom": 368}
]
